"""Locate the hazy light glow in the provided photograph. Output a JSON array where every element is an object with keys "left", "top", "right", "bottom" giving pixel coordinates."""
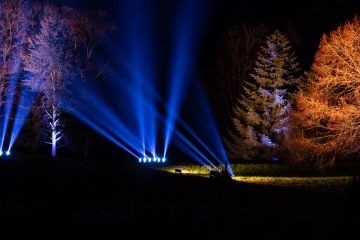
[
  {"left": 163, "top": 0, "right": 207, "bottom": 156},
  {"left": 0, "top": 67, "right": 19, "bottom": 151},
  {"left": 61, "top": 0, "right": 230, "bottom": 173},
  {"left": 8, "top": 86, "right": 36, "bottom": 152}
]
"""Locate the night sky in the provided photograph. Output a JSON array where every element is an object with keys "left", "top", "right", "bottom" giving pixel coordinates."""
[{"left": 52, "top": 0, "right": 360, "bottom": 71}]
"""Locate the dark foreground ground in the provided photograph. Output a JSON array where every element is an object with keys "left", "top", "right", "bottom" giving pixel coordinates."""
[{"left": 0, "top": 157, "right": 359, "bottom": 240}]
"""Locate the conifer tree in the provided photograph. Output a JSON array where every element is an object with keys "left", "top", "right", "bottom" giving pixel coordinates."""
[{"left": 226, "top": 30, "right": 302, "bottom": 161}]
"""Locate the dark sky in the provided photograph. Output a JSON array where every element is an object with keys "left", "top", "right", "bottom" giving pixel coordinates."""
[
  {"left": 206, "top": 1, "right": 360, "bottom": 68},
  {"left": 53, "top": 0, "right": 360, "bottom": 70}
]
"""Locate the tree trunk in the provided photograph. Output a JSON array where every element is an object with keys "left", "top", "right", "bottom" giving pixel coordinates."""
[{"left": 51, "top": 105, "right": 57, "bottom": 157}]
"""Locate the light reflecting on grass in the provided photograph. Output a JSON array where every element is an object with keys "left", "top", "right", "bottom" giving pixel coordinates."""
[
  {"left": 232, "top": 176, "right": 350, "bottom": 192},
  {"left": 155, "top": 165, "right": 211, "bottom": 175},
  {"left": 152, "top": 163, "right": 355, "bottom": 192}
]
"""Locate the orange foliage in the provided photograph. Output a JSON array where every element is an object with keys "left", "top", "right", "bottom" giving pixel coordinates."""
[{"left": 286, "top": 15, "right": 360, "bottom": 169}]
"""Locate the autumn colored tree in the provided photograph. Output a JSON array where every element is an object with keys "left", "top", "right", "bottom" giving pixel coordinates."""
[
  {"left": 226, "top": 30, "right": 302, "bottom": 161},
  {"left": 285, "top": 15, "right": 360, "bottom": 170}
]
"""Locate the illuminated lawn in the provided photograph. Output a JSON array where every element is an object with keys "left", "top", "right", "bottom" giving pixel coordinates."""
[
  {"left": 152, "top": 162, "right": 357, "bottom": 192},
  {"left": 231, "top": 176, "right": 349, "bottom": 192}
]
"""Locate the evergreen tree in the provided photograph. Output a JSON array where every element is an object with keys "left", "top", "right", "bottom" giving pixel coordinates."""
[{"left": 226, "top": 30, "right": 302, "bottom": 161}]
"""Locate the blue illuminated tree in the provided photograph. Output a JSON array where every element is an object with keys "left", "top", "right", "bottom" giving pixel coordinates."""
[
  {"left": 0, "top": 0, "right": 30, "bottom": 127},
  {"left": 21, "top": 2, "right": 115, "bottom": 157},
  {"left": 225, "top": 30, "right": 302, "bottom": 161},
  {"left": 23, "top": 3, "right": 75, "bottom": 157},
  {"left": 0, "top": 0, "right": 29, "bottom": 100}
]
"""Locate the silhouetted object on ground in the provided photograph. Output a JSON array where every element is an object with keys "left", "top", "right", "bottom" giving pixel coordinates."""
[
  {"left": 210, "top": 170, "right": 222, "bottom": 178},
  {"left": 175, "top": 168, "right": 182, "bottom": 173},
  {"left": 346, "top": 175, "right": 360, "bottom": 205},
  {"left": 209, "top": 164, "right": 232, "bottom": 182},
  {"left": 352, "top": 175, "right": 359, "bottom": 188}
]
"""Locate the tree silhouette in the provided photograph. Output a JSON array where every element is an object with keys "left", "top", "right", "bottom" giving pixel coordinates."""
[{"left": 203, "top": 24, "right": 268, "bottom": 136}]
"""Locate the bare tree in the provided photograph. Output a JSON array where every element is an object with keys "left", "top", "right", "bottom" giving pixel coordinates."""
[
  {"left": 23, "top": 2, "right": 74, "bottom": 157},
  {"left": 61, "top": 6, "right": 116, "bottom": 158},
  {"left": 286, "top": 15, "right": 360, "bottom": 170},
  {"left": 62, "top": 6, "right": 117, "bottom": 81},
  {"left": 0, "top": 0, "right": 30, "bottom": 107},
  {"left": 0, "top": 0, "right": 33, "bottom": 152}
]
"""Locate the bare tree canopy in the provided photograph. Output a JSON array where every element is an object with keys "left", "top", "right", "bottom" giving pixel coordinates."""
[{"left": 287, "top": 15, "right": 360, "bottom": 170}]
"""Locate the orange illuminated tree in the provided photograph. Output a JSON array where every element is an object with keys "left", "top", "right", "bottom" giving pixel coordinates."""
[{"left": 286, "top": 15, "right": 360, "bottom": 170}]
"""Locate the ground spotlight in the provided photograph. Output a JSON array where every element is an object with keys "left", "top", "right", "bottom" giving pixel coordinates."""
[
  {"left": 6, "top": 150, "right": 10, "bottom": 156},
  {"left": 138, "top": 156, "right": 166, "bottom": 163},
  {"left": 0, "top": 151, "right": 2, "bottom": 156}
]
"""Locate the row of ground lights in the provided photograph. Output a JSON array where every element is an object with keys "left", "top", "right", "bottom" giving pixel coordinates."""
[{"left": 138, "top": 157, "right": 166, "bottom": 163}]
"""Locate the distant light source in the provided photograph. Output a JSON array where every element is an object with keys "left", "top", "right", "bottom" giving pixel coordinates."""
[
  {"left": 5, "top": 151, "right": 10, "bottom": 156},
  {"left": 138, "top": 156, "right": 166, "bottom": 163}
]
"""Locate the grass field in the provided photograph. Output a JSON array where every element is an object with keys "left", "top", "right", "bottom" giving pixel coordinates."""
[
  {"left": 151, "top": 162, "right": 360, "bottom": 192},
  {"left": 1, "top": 157, "right": 359, "bottom": 239}
]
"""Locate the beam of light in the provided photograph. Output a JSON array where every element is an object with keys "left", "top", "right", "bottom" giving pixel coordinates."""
[
  {"left": 64, "top": 0, "right": 229, "bottom": 171},
  {"left": 115, "top": 0, "right": 161, "bottom": 159},
  {"left": 187, "top": 80, "right": 231, "bottom": 168},
  {"left": 64, "top": 69, "right": 166, "bottom": 159},
  {"left": 68, "top": 108, "right": 138, "bottom": 158},
  {"left": 163, "top": 0, "right": 211, "bottom": 156},
  {"left": 65, "top": 90, "right": 141, "bottom": 156},
  {"left": 64, "top": 0, "right": 185, "bottom": 160},
  {"left": 165, "top": 76, "right": 233, "bottom": 175},
  {"left": 172, "top": 125, "right": 218, "bottom": 170},
  {"left": 7, "top": 86, "right": 36, "bottom": 152},
  {"left": 0, "top": 58, "right": 21, "bottom": 151}
]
